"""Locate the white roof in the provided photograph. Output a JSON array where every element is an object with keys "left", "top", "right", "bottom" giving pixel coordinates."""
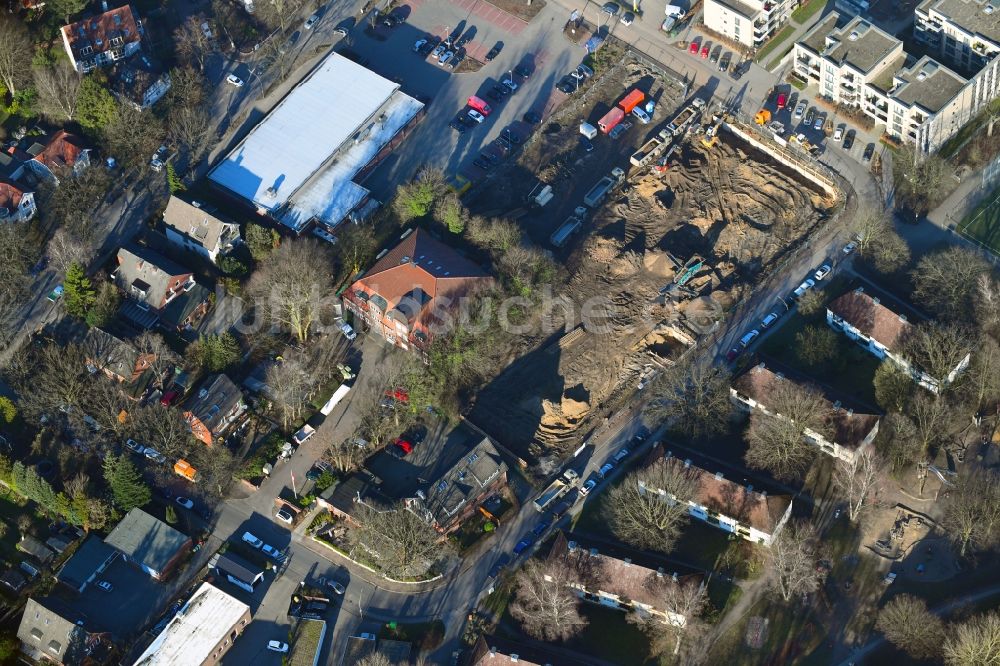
[
  {"left": 132, "top": 583, "right": 249, "bottom": 666},
  {"left": 209, "top": 52, "right": 423, "bottom": 231}
]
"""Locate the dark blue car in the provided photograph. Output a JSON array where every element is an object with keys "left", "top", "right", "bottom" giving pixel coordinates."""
[
  {"left": 513, "top": 536, "right": 535, "bottom": 556},
  {"left": 533, "top": 520, "right": 551, "bottom": 537}
]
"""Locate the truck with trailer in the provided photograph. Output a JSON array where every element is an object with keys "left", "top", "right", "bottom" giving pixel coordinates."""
[
  {"left": 533, "top": 470, "right": 579, "bottom": 512},
  {"left": 583, "top": 167, "right": 626, "bottom": 207},
  {"left": 629, "top": 129, "right": 672, "bottom": 167},
  {"left": 598, "top": 107, "right": 625, "bottom": 133},
  {"left": 666, "top": 98, "right": 706, "bottom": 136},
  {"left": 550, "top": 207, "right": 589, "bottom": 248}
]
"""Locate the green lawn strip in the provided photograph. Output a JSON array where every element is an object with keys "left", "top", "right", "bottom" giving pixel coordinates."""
[
  {"left": 959, "top": 183, "right": 1000, "bottom": 254},
  {"left": 766, "top": 43, "right": 798, "bottom": 71},
  {"left": 791, "top": 0, "right": 825, "bottom": 24},
  {"left": 754, "top": 26, "right": 796, "bottom": 65}
]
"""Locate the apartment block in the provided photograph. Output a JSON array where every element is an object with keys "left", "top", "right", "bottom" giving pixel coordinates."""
[
  {"left": 793, "top": 11, "right": 1000, "bottom": 153},
  {"left": 704, "top": 0, "right": 792, "bottom": 48}
]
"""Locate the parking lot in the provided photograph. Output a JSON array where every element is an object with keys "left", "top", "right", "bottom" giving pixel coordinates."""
[{"left": 60, "top": 556, "right": 168, "bottom": 638}]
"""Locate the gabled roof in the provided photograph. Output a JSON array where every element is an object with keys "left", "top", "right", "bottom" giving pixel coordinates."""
[
  {"left": 319, "top": 471, "right": 390, "bottom": 515},
  {"left": 17, "top": 535, "right": 55, "bottom": 564},
  {"left": 83, "top": 327, "right": 142, "bottom": 381},
  {"left": 162, "top": 196, "right": 238, "bottom": 251},
  {"left": 17, "top": 597, "right": 89, "bottom": 665},
  {"left": 471, "top": 634, "right": 587, "bottom": 666},
  {"left": 160, "top": 282, "right": 210, "bottom": 329},
  {"left": 115, "top": 245, "right": 192, "bottom": 308},
  {"left": 732, "top": 361, "right": 881, "bottom": 450},
  {"left": 412, "top": 438, "right": 507, "bottom": 528},
  {"left": 104, "top": 508, "right": 189, "bottom": 574},
  {"left": 185, "top": 374, "right": 243, "bottom": 435},
  {"left": 0, "top": 180, "right": 27, "bottom": 211},
  {"left": 31, "top": 130, "right": 88, "bottom": 172},
  {"left": 61, "top": 5, "right": 142, "bottom": 63},
  {"left": 349, "top": 229, "right": 491, "bottom": 337},
  {"left": 827, "top": 286, "right": 914, "bottom": 352}
]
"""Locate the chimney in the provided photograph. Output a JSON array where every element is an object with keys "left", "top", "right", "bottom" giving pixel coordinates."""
[
  {"left": 899, "top": 314, "right": 907, "bottom": 323},
  {"left": 761, "top": 490, "right": 767, "bottom": 498},
  {"left": 672, "top": 571, "right": 679, "bottom": 582},
  {"left": 833, "top": 400, "right": 842, "bottom": 411},
  {"left": 684, "top": 459, "right": 691, "bottom": 468},
  {"left": 568, "top": 540, "right": 578, "bottom": 552},
  {"left": 656, "top": 567, "right": 665, "bottom": 578},
  {"left": 714, "top": 471, "right": 724, "bottom": 481},
  {"left": 490, "top": 647, "right": 497, "bottom": 656},
  {"left": 101, "top": 0, "right": 108, "bottom": 10},
  {"left": 746, "top": 484, "right": 754, "bottom": 493},
  {"left": 872, "top": 297, "right": 880, "bottom": 305},
  {"left": 623, "top": 558, "right": 632, "bottom": 566},
  {"left": 510, "top": 655, "right": 519, "bottom": 663},
  {"left": 589, "top": 548, "right": 599, "bottom": 557},
  {"left": 847, "top": 408, "right": 854, "bottom": 417},
  {"left": 854, "top": 286, "right": 864, "bottom": 294}
]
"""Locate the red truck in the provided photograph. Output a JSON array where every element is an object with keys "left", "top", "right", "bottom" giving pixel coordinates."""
[
  {"left": 598, "top": 107, "right": 625, "bottom": 133},
  {"left": 618, "top": 89, "right": 645, "bottom": 113},
  {"left": 467, "top": 95, "right": 492, "bottom": 116}
]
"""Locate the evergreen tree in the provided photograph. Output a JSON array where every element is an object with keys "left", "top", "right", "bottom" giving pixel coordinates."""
[
  {"left": 63, "top": 262, "right": 96, "bottom": 318},
  {"left": 84, "top": 282, "right": 120, "bottom": 328},
  {"left": 103, "top": 454, "right": 151, "bottom": 512}
]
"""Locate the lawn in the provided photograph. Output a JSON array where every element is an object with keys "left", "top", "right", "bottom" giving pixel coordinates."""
[
  {"left": 791, "top": 0, "right": 825, "bottom": 24},
  {"left": 706, "top": 596, "right": 826, "bottom": 664},
  {"left": 958, "top": 183, "right": 1000, "bottom": 256},
  {"left": 754, "top": 26, "right": 796, "bottom": 66}
]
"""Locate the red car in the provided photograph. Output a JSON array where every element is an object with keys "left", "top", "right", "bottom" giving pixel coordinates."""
[
  {"left": 384, "top": 387, "right": 410, "bottom": 403},
  {"left": 689, "top": 41, "right": 699, "bottom": 55},
  {"left": 391, "top": 438, "right": 414, "bottom": 457},
  {"left": 777, "top": 93, "right": 787, "bottom": 110},
  {"left": 159, "top": 391, "right": 178, "bottom": 406},
  {"left": 701, "top": 44, "right": 710, "bottom": 58},
  {"left": 725, "top": 347, "right": 741, "bottom": 362}
]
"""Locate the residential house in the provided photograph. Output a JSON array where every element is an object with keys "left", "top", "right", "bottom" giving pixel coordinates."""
[
  {"left": 131, "top": 582, "right": 251, "bottom": 666},
  {"left": 113, "top": 244, "right": 211, "bottom": 331},
  {"left": 317, "top": 471, "right": 391, "bottom": 523},
  {"left": 14, "top": 130, "right": 91, "bottom": 184},
  {"left": 342, "top": 228, "right": 493, "bottom": 353},
  {"left": 109, "top": 54, "right": 171, "bottom": 110},
  {"left": 61, "top": 5, "right": 143, "bottom": 73},
  {"left": 405, "top": 438, "right": 508, "bottom": 534},
  {"left": 731, "top": 361, "right": 881, "bottom": 462},
  {"left": 470, "top": 634, "right": 589, "bottom": 666},
  {"left": 162, "top": 196, "right": 241, "bottom": 264},
  {"left": 56, "top": 536, "right": 118, "bottom": 593},
  {"left": 17, "top": 535, "right": 55, "bottom": 565},
  {"left": 704, "top": 0, "right": 792, "bottom": 49},
  {"left": 183, "top": 374, "right": 246, "bottom": 445},
  {"left": 0, "top": 180, "right": 36, "bottom": 223},
  {"left": 213, "top": 553, "right": 265, "bottom": 593},
  {"left": 826, "top": 286, "right": 970, "bottom": 393},
  {"left": 914, "top": 0, "right": 1000, "bottom": 73},
  {"left": 792, "top": 12, "right": 1000, "bottom": 153},
  {"left": 17, "top": 597, "right": 99, "bottom": 666},
  {"left": 104, "top": 508, "right": 191, "bottom": 580},
  {"left": 83, "top": 327, "right": 157, "bottom": 399},
  {"left": 639, "top": 446, "right": 793, "bottom": 545},
  {"left": 548, "top": 531, "right": 705, "bottom": 627},
  {"left": 0, "top": 569, "right": 27, "bottom": 593}
]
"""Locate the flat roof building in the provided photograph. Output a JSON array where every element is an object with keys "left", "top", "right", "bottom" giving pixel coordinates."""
[
  {"left": 56, "top": 536, "right": 118, "bottom": 593},
  {"left": 132, "top": 582, "right": 250, "bottom": 666},
  {"left": 208, "top": 52, "right": 424, "bottom": 234},
  {"left": 704, "top": 0, "right": 793, "bottom": 48}
]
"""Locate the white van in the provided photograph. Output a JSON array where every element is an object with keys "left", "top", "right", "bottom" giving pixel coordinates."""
[{"left": 242, "top": 532, "right": 263, "bottom": 549}]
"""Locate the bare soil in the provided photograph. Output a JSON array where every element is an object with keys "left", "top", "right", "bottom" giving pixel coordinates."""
[{"left": 467, "top": 57, "right": 836, "bottom": 463}]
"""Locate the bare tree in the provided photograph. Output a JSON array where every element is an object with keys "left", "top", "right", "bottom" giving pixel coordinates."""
[
  {"left": 168, "top": 104, "right": 217, "bottom": 168},
  {"left": 911, "top": 247, "right": 991, "bottom": 322},
  {"left": 765, "top": 522, "right": 824, "bottom": 603},
  {"left": 188, "top": 443, "right": 237, "bottom": 497},
  {"left": 909, "top": 393, "right": 957, "bottom": 459},
  {"left": 0, "top": 223, "right": 34, "bottom": 305},
  {"left": 944, "top": 611, "right": 1000, "bottom": 666},
  {"left": 958, "top": 336, "right": 1000, "bottom": 415},
  {"left": 942, "top": 470, "right": 1000, "bottom": 557},
  {"left": 133, "top": 331, "right": 179, "bottom": 384},
  {"left": 322, "top": 434, "right": 364, "bottom": 473},
  {"left": 266, "top": 355, "right": 315, "bottom": 429},
  {"left": 852, "top": 207, "right": 891, "bottom": 254},
  {"left": 254, "top": 0, "right": 305, "bottom": 31},
  {"left": 901, "top": 322, "right": 973, "bottom": 386},
  {"left": 353, "top": 503, "right": 446, "bottom": 577},
  {"left": 645, "top": 359, "right": 732, "bottom": 441},
  {"left": 173, "top": 16, "right": 214, "bottom": 73},
  {"left": 509, "top": 558, "right": 588, "bottom": 642},
  {"left": 629, "top": 575, "right": 708, "bottom": 657},
  {"left": 86, "top": 379, "right": 131, "bottom": 439},
  {"left": 833, "top": 448, "right": 884, "bottom": 522},
  {"left": 165, "top": 66, "right": 206, "bottom": 110},
  {"left": 873, "top": 360, "right": 915, "bottom": 413},
  {"left": 876, "top": 413, "right": 923, "bottom": 472},
  {"left": 603, "top": 456, "right": 695, "bottom": 552},
  {"left": 37, "top": 166, "right": 112, "bottom": 234},
  {"left": 102, "top": 102, "right": 166, "bottom": 171},
  {"left": 15, "top": 343, "right": 91, "bottom": 423},
  {"left": 47, "top": 228, "right": 94, "bottom": 277},
  {"left": 355, "top": 655, "right": 393, "bottom": 666},
  {"left": 0, "top": 16, "right": 31, "bottom": 97},
  {"left": 975, "top": 273, "right": 1000, "bottom": 335},
  {"left": 875, "top": 594, "right": 945, "bottom": 660},
  {"left": 132, "top": 406, "right": 192, "bottom": 459},
  {"left": 247, "top": 239, "right": 335, "bottom": 342},
  {"left": 744, "top": 381, "right": 830, "bottom": 481},
  {"left": 33, "top": 64, "right": 82, "bottom": 122}
]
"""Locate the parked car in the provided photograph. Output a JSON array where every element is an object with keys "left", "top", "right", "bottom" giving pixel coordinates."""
[
  {"left": 710, "top": 46, "right": 722, "bottom": 63},
  {"left": 502, "top": 78, "right": 518, "bottom": 92},
  {"left": 487, "top": 554, "right": 511, "bottom": 579},
  {"left": 467, "top": 109, "right": 486, "bottom": 124},
  {"left": 124, "top": 438, "right": 145, "bottom": 454},
  {"left": 144, "top": 448, "right": 166, "bottom": 464},
  {"left": 513, "top": 537, "right": 534, "bottom": 555},
  {"left": 863, "top": 143, "right": 875, "bottom": 161},
  {"left": 276, "top": 508, "right": 294, "bottom": 524},
  {"left": 267, "top": 641, "right": 289, "bottom": 653},
  {"left": 523, "top": 110, "right": 541, "bottom": 124},
  {"left": 357, "top": 633, "right": 377, "bottom": 641},
  {"left": 689, "top": 41, "right": 699, "bottom": 55},
  {"left": 794, "top": 102, "right": 806, "bottom": 120},
  {"left": 485, "top": 44, "right": 502, "bottom": 61},
  {"left": 339, "top": 322, "right": 357, "bottom": 340},
  {"left": 843, "top": 129, "right": 855, "bottom": 150},
  {"left": 726, "top": 347, "right": 740, "bottom": 362},
  {"left": 813, "top": 115, "right": 824, "bottom": 130},
  {"left": 833, "top": 125, "right": 844, "bottom": 142},
  {"left": 515, "top": 64, "right": 533, "bottom": 78},
  {"left": 303, "top": 12, "right": 319, "bottom": 29},
  {"left": 413, "top": 38, "right": 428, "bottom": 52},
  {"left": 602, "top": 1, "right": 620, "bottom": 15},
  {"left": 431, "top": 44, "right": 447, "bottom": 59},
  {"left": 761, "top": 312, "right": 779, "bottom": 328},
  {"left": 598, "top": 462, "right": 615, "bottom": 478},
  {"left": 613, "top": 448, "right": 630, "bottom": 463},
  {"left": 326, "top": 579, "right": 346, "bottom": 595},
  {"left": 843, "top": 241, "right": 857, "bottom": 254},
  {"left": 96, "top": 581, "right": 113, "bottom": 592},
  {"left": 262, "top": 544, "right": 285, "bottom": 561},
  {"left": 793, "top": 278, "right": 816, "bottom": 298},
  {"left": 580, "top": 478, "right": 597, "bottom": 496},
  {"left": 777, "top": 93, "right": 787, "bottom": 109},
  {"left": 719, "top": 52, "right": 731, "bottom": 71},
  {"left": 438, "top": 51, "right": 454, "bottom": 66},
  {"left": 533, "top": 520, "right": 551, "bottom": 537},
  {"left": 226, "top": 74, "right": 244, "bottom": 87},
  {"left": 242, "top": 532, "right": 264, "bottom": 549},
  {"left": 701, "top": 44, "right": 710, "bottom": 58},
  {"left": 814, "top": 264, "right": 832, "bottom": 280},
  {"left": 176, "top": 497, "right": 194, "bottom": 510},
  {"left": 739, "top": 329, "right": 759, "bottom": 348},
  {"left": 805, "top": 107, "right": 815, "bottom": 125},
  {"left": 620, "top": 10, "right": 634, "bottom": 24},
  {"left": 450, "top": 118, "right": 467, "bottom": 133}
]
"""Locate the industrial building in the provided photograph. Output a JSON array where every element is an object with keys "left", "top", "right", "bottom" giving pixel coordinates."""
[{"left": 208, "top": 52, "right": 424, "bottom": 236}]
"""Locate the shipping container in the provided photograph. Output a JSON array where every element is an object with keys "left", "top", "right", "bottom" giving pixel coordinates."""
[
  {"left": 598, "top": 107, "right": 625, "bottom": 133},
  {"left": 618, "top": 89, "right": 645, "bottom": 113}
]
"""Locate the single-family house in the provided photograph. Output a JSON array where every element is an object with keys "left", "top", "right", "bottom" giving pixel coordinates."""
[
  {"left": 0, "top": 568, "right": 27, "bottom": 593},
  {"left": 83, "top": 327, "right": 158, "bottom": 397},
  {"left": 112, "top": 244, "right": 210, "bottom": 331},
  {"left": 17, "top": 535, "right": 55, "bottom": 565},
  {"left": 109, "top": 55, "right": 171, "bottom": 110},
  {"left": 162, "top": 196, "right": 241, "bottom": 264},
  {"left": 639, "top": 446, "right": 794, "bottom": 546},
  {"left": 470, "top": 634, "right": 592, "bottom": 665},
  {"left": 405, "top": 438, "right": 508, "bottom": 534},
  {"left": 17, "top": 597, "right": 97, "bottom": 666},
  {"left": 104, "top": 508, "right": 191, "bottom": 580},
  {"left": 317, "top": 471, "right": 392, "bottom": 524},
  {"left": 0, "top": 180, "right": 36, "bottom": 223},
  {"left": 826, "top": 286, "right": 970, "bottom": 393},
  {"left": 61, "top": 5, "right": 143, "bottom": 73},
  {"left": 183, "top": 374, "right": 246, "bottom": 445},
  {"left": 548, "top": 531, "right": 705, "bottom": 627},
  {"left": 731, "top": 361, "right": 881, "bottom": 462},
  {"left": 342, "top": 228, "right": 493, "bottom": 354},
  {"left": 14, "top": 130, "right": 91, "bottom": 184}
]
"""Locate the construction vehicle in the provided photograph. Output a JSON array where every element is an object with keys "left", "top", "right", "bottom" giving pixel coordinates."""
[
  {"left": 551, "top": 207, "right": 588, "bottom": 248},
  {"left": 534, "top": 478, "right": 571, "bottom": 512},
  {"left": 666, "top": 98, "right": 706, "bottom": 136},
  {"left": 583, "top": 167, "right": 626, "bottom": 207},
  {"left": 630, "top": 129, "right": 671, "bottom": 167},
  {"left": 654, "top": 144, "right": 679, "bottom": 172},
  {"left": 528, "top": 182, "right": 554, "bottom": 207},
  {"left": 674, "top": 255, "right": 705, "bottom": 285},
  {"left": 754, "top": 109, "right": 771, "bottom": 125},
  {"left": 701, "top": 113, "right": 725, "bottom": 148}
]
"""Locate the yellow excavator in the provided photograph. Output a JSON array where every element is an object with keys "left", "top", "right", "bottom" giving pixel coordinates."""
[{"left": 701, "top": 113, "right": 726, "bottom": 149}]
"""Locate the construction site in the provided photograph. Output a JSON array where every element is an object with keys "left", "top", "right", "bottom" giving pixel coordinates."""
[{"left": 468, "top": 57, "right": 841, "bottom": 464}]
